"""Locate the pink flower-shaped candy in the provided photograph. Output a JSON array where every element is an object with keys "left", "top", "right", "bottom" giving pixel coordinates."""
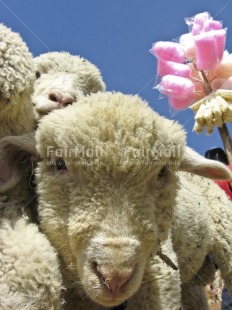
[
  {"left": 157, "top": 60, "right": 191, "bottom": 77},
  {"left": 159, "top": 74, "right": 195, "bottom": 99},
  {"left": 150, "top": 41, "right": 185, "bottom": 63}
]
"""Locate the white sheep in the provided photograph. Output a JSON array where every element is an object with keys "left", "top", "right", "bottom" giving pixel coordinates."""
[
  {"left": 0, "top": 23, "right": 106, "bottom": 134},
  {"left": 0, "top": 134, "right": 64, "bottom": 309},
  {"left": 0, "top": 24, "right": 63, "bottom": 309},
  {"left": 35, "top": 92, "right": 232, "bottom": 309},
  {"left": 0, "top": 24, "right": 106, "bottom": 309},
  {"left": 0, "top": 24, "right": 35, "bottom": 138},
  {"left": 33, "top": 51, "right": 106, "bottom": 118},
  {"left": 172, "top": 167, "right": 232, "bottom": 309}
]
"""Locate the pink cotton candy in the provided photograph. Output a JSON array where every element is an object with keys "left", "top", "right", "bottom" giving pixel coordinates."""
[
  {"left": 212, "top": 29, "right": 226, "bottom": 62},
  {"left": 179, "top": 33, "right": 196, "bottom": 59},
  {"left": 194, "top": 32, "right": 218, "bottom": 70},
  {"left": 203, "top": 20, "right": 222, "bottom": 32},
  {"left": 159, "top": 75, "right": 195, "bottom": 99},
  {"left": 192, "top": 12, "right": 210, "bottom": 35},
  {"left": 194, "top": 12, "right": 210, "bottom": 26},
  {"left": 150, "top": 41, "right": 185, "bottom": 63},
  {"left": 191, "top": 24, "right": 202, "bottom": 36},
  {"left": 157, "top": 60, "right": 191, "bottom": 77},
  {"left": 168, "top": 95, "right": 195, "bottom": 110}
]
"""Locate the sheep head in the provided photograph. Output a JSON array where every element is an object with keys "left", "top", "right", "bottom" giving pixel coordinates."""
[
  {"left": 35, "top": 92, "right": 231, "bottom": 307},
  {"left": 0, "top": 24, "right": 35, "bottom": 102},
  {"left": 33, "top": 52, "right": 106, "bottom": 118},
  {"left": 0, "top": 24, "right": 35, "bottom": 137}
]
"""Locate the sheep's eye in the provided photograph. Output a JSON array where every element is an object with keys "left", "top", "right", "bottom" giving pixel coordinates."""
[
  {"left": 158, "top": 166, "right": 167, "bottom": 178},
  {"left": 56, "top": 158, "right": 67, "bottom": 171},
  {"left": 35, "top": 71, "right": 41, "bottom": 79}
]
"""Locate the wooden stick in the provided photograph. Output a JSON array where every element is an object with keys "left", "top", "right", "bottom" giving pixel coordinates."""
[{"left": 218, "top": 124, "right": 232, "bottom": 164}]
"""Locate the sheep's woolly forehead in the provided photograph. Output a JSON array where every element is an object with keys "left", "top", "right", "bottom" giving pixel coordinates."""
[
  {"left": 36, "top": 92, "right": 186, "bottom": 175},
  {"left": 34, "top": 52, "right": 106, "bottom": 93},
  {"left": 0, "top": 24, "right": 35, "bottom": 98},
  {"left": 34, "top": 52, "right": 94, "bottom": 74}
]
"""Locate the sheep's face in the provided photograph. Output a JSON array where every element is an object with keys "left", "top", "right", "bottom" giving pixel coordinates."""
[
  {"left": 37, "top": 165, "right": 178, "bottom": 307},
  {"left": 69, "top": 178, "right": 159, "bottom": 307},
  {"left": 33, "top": 73, "right": 83, "bottom": 116},
  {"left": 33, "top": 52, "right": 106, "bottom": 118},
  {"left": 36, "top": 92, "right": 185, "bottom": 307}
]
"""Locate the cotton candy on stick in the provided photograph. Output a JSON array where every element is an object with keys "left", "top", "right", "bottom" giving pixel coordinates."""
[
  {"left": 192, "top": 14, "right": 226, "bottom": 70},
  {"left": 151, "top": 12, "right": 232, "bottom": 161},
  {"left": 159, "top": 75, "right": 195, "bottom": 109},
  {"left": 157, "top": 60, "right": 191, "bottom": 77},
  {"left": 168, "top": 96, "right": 195, "bottom": 110},
  {"left": 203, "top": 20, "right": 222, "bottom": 32},
  {"left": 194, "top": 33, "right": 218, "bottom": 70},
  {"left": 213, "top": 29, "right": 227, "bottom": 62},
  {"left": 159, "top": 75, "right": 195, "bottom": 97},
  {"left": 190, "top": 12, "right": 211, "bottom": 35},
  {"left": 179, "top": 33, "right": 196, "bottom": 59},
  {"left": 150, "top": 41, "right": 185, "bottom": 63}
]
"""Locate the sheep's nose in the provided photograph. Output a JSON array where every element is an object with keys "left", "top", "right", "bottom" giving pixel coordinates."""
[
  {"left": 49, "top": 92, "right": 74, "bottom": 108},
  {"left": 95, "top": 264, "right": 133, "bottom": 294}
]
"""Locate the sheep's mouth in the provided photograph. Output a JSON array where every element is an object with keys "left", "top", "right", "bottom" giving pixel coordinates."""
[
  {"left": 91, "top": 293, "right": 128, "bottom": 308},
  {"left": 80, "top": 281, "right": 130, "bottom": 308},
  {"left": 34, "top": 100, "right": 58, "bottom": 115}
]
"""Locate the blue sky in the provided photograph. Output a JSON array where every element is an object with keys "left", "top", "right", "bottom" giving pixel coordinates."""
[{"left": 1, "top": 0, "right": 232, "bottom": 155}]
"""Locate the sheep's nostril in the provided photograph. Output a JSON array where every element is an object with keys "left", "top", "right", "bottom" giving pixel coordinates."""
[
  {"left": 48, "top": 93, "right": 73, "bottom": 108},
  {"left": 49, "top": 93, "right": 60, "bottom": 103},
  {"left": 61, "top": 99, "right": 73, "bottom": 108},
  {"left": 94, "top": 263, "right": 133, "bottom": 294},
  {"left": 103, "top": 273, "right": 132, "bottom": 294}
]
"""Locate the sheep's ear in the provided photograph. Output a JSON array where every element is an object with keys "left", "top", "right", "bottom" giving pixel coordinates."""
[
  {"left": 0, "top": 133, "right": 37, "bottom": 192},
  {"left": 85, "top": 74, "right": 106, "bottom": 94},
  {"left": 179, "top": 147, "right": 232, "bottom": 180}
]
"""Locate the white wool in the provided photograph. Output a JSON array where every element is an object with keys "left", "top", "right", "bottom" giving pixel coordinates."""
[
  {"left": 0, "top": 24, "right": 35, "bottom": 139},
  {"left": 0, "top": 24, "right": 106, "bottom": 138},
  {"left": 35, "top": 92, "right": 232, "bottom": 309},
  {"left": 33, "top": 51, "right": 106, "bottom": 119},
  {"left": 0, "top": 24, "right": 106, "bottom": 309},
  {"left": 0, "top": 134, "right": 63, "bottom": 309}
]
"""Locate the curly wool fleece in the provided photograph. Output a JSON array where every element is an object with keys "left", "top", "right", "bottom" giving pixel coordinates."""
[
  {"left": 0, "top": 24, "right": 35, "bottom": 98},
  {"left": 36, "top": 92, "right": 185, "bottom": 309},
  {"left": 35, "top": 92, "right": 232, "bottom": 309}
]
